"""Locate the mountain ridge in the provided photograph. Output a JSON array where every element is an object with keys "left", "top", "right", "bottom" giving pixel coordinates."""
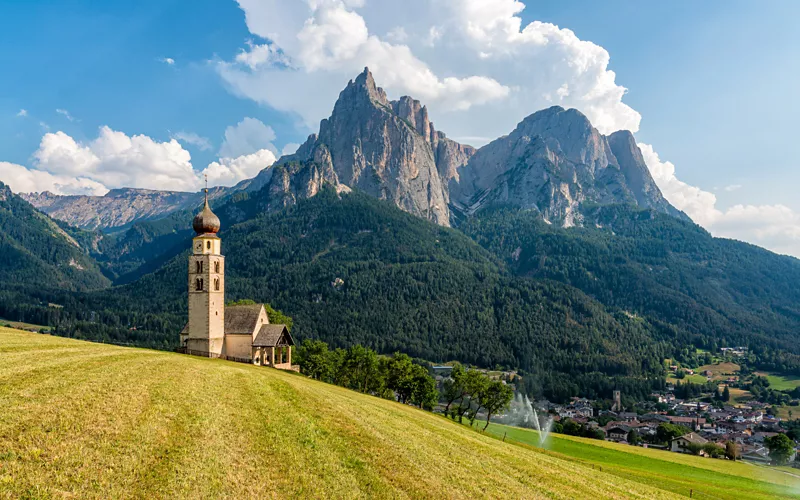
[{"left": 22, "top": 68, "right": 684, "bottom": 232}]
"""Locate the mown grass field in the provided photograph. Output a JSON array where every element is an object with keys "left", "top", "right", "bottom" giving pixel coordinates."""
[
  {"left": 0, "top": 328, "right": 678, "bottom": 499},
  {"left": 480, "top": 422, "right": 800, "bottom": 500},
  {"left": 756, "top": 371, "right": 800, "bottom": 391},
  {"left": 1, "top": 329, "right": 796, "bottom": 499}
]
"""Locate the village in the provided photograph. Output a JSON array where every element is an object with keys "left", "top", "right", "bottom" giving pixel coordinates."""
[{"left": 487, "top": 347, "right": 800, "bottom": 466}]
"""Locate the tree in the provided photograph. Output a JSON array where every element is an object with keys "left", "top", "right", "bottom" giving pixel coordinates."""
[
  {"left": 627, "top": 429, "right": 642, "bottom": 445},
  {"left": 765, "top": 434, "right": 795, "bottom": 465},
  {"left": 385, "top": 353, "right": 416, "bottom": 404},
  {"left": 480, "top": 380, "right": 514, "bottom": 430},
  {"left": 457, "top": 370, "right": 489, "bottom": 424},
  {"left": 656, "top": 423, "right": 690, "bottom": 444},
  {"left": 725, "top": 441, "right": 739, "bottom": 461},
  {"left": 703, "top": 443, "right": 724, "bottom": 458},
  {"left": 722, "top": 385, "right": 730, "bottom": 402},
  {"left": 411, "top": 365, "right": 438, "bottom": 410},
  {"left": 441, "top": 363, "right": 467, "bottom": 413},
  {"left": 342, "top": 345, "right": 383, "bottom": 394},
  {"left": 295, "top": 339, "right": 332, "bottom": 381},
  {"left": 563, "top": 419, "right": 582, "bottom": 436}
]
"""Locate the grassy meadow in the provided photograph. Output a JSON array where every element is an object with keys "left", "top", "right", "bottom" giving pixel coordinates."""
[
  {"left": 756, "top": 372, "right": 800, "bottom": 391},
  {"left": 480, "top": 423, "right": 800, "bottom": 500},
  {"left": 0, "top": 328, "right": 797, "bottom": 499}
]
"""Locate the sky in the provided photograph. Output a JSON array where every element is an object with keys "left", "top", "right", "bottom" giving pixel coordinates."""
[{"left": 1, "top": 0, "right": 799, "bottom": 255}]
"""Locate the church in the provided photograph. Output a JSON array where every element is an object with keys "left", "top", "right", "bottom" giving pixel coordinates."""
[{"left": 179, "top": 190, "right": 296, "bottom": 370}]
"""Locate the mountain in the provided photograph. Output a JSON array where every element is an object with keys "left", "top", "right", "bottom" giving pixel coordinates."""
[
  {"left": 449, "top": 106, "right": 686, "bottom": 223},
  {"left": 20, "top": 170, "right": 275, "bottom": 231},
  {"left": 279, "top": 68, "right": 456, "bottom": 226},
  {"left": 0, "top": 182, "right": 109, "bottom": 291},
  {"left": 22, "top": 68, "right": 679, "bottom": 232}
]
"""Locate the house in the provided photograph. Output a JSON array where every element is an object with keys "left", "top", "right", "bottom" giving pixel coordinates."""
[
  {"left": 618, "top": 412, "right": 639, "bottom": 422},
  {"left": 606, "top": 425, "right": 631, "bottom": 442},
  {"left": 178, "top": 192, "right": 296, "bottom": 370},
  {"left": 666, "top": 416, "right": 706, "bottom": 429},
  {"left": 671, "top": 433, "right": 708, "bottom": 453}
]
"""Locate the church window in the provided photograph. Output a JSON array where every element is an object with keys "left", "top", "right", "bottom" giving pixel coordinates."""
[
  {"left": 196, "top": 261, "right": 203, "bottom": 273},
  {"left": 207, "top": 241, "right": 211, "bottom": 249},
  {"left": 214, "top": 278, "right": 220, "bottom": 291},
  {"left": 215, "top": 261, "right": 220, "bottom": 273},
  {"left": 196, "top": 278, "right": 203, "bottom": 291}
]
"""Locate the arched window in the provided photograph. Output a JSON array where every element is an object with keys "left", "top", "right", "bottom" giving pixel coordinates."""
[
  {"left": 207, "top": 241, "right": 211, "bottom": 249},
  {"left": 214, "top": 261, "right": 220, "bottom": 273},
  {"left": 196, "top": 261, "right": 203, "bottom": 273},
  {"left": 195, "top": 278, "right": 203, "bottom": 291},
  {"left": 214, "top": 278, "right": 220, "bottom": 291}
]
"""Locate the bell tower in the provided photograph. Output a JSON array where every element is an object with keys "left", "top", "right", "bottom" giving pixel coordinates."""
[{"left": 186, "top": 182, "right": 225, "bottom": 356}]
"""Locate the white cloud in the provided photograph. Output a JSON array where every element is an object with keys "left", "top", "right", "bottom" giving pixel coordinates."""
[
  {"left": 173, "top": 131, "right": 213, "bottom": 151},
  {"left": 160, "top": 57, "right": 176, "bottom": 65},
  {"left": 219, "top": 117, "right": 278, "bottom": 158},
  {"left": 55, "top": 108, "right": 77, "bottom": 122},
  {"left": 0, "top": 161, "right": 108, "bottom": 196},
  {"left": 16, "top": 109, "right": 27, "bottom": 117},
  {"left": 639, "top": 143, "right": 800, "bottom": 257},
  {"left": 723, "top": 184, "right": 742, "bottom": 192},
  {"left": 202, "top": 149, "right": 277, "bottom": 187},
  {"left": 22, "top": 127, "right": 200, "bottom": 193},
  {"left": 219, "top": 0, "right": 636, "bottom": 142}
]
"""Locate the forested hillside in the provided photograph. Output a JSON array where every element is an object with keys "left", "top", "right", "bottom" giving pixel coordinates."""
[
  {"left": 5, "top": 178, "right": 800, "bottom": 399},
  {"left": 0, "top": 182, "right": 109, "bottom": 292},
  {"left": 30, "top": 188, "right": 667, "bottom": 401},
  {"left": 462, "top": 205, "right": 800, "bottom": 374}
]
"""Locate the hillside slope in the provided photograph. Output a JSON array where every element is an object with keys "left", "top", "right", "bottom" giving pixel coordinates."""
[
  {"left": 0, "top": 328, "right": 676, "bottom": 499},
  {"left": 44, "top": 188, "right": 670, "bottom": 400},
  {"left": 462, "top": 205, "right": 800, "bottom": 372},
  {"left": 0, "top": 181, "right": 109, "bottom": 291}
]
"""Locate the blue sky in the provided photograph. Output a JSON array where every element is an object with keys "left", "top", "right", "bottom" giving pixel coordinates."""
[{"left": 1, "top": 0, "right": 799, "bottom": 254}]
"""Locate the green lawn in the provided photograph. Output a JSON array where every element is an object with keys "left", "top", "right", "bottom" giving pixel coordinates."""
[
  {"left": 667, "top": 373, "right": 709, "bottom": 385},
  {"left": 477, "top": 422, "right": 800, "bottom": 500},
  {"left": 0, "top": 327, "right": 677, "bottom": 499},
  {"left": 757, "top": 372, "right": 800, "bottom": 391}
]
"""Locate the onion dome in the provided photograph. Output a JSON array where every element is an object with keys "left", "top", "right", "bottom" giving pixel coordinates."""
[{"left": 193, "top": 190, "right": 221, "bottom": 235}]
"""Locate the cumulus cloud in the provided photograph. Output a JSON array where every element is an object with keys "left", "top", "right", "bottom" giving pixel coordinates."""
[
  {"left": 16, "top": 109, "right": 27, "bottom": 117},
  {"left": 160, "top": 57, "right": 176, "bottom": 65},
  {"left": 202, "top": 149, "right": 276, "bottom": 187},
  {"left": 173, "top": 131, "right": 213, "bottom": 151},
  {"left": 0, "top": 161, "right": 108, "bottom": 196},
  {"left": 219, "top": 0, "right": 635, "bottom": 141},
  {"left": 219, "top": 117, "right": 279, "bottom": 158},
  {"left": 639, "top": 144, "right": 800, "bottom": 257},
  {"left": 31, "top": 127, "right": 198, "bottom": 192},
  {"left": 0, "top": 118, "right": 290, "bottom": 195}
]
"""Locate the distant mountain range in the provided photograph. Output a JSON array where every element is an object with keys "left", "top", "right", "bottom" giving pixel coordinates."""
[
  {"left": 23, "top": 68, "right": 685, "bottom": 232},
  {"left": 5, "top": 69, "right": 800, "bottom": 401}
]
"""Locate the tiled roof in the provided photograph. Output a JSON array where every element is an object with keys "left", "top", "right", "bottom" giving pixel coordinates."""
[
  {"left": 252, "top": 324, "right": 293, "bottom": 348},
  {"left": 224, "top": 304, "right": 264, "bottom": 335},
  {"left": 675, "top": 432, "right": 708, "bottom": 445}
]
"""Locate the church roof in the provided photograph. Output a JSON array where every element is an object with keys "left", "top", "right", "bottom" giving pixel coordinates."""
[
  {"left": 253, "top": 324, "right": 293, "bottom": 348},
  {"left": 193, "top": 190, "right": 221, "bottom": 235},
  {"left": 224, "top": 304, "right": 264, "bottom": 335}
]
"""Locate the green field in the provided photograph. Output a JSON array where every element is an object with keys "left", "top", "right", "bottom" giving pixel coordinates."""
[
  {"left": 757, "top": 372, "right": 800, "bottom": 391},
  {"left": 481, "top": 423, "right": 800, "bottom": 500},
  {"left": 0, "top": 328, "right": 796, "bottom": 499}
]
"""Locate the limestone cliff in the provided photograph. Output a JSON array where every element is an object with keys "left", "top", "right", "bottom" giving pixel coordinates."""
[
  {"left": 449, "top": 106, "right": 687, "bottom": 225},
  {"left": 280, "top": 68, "right": 453, "bottom": 226}
]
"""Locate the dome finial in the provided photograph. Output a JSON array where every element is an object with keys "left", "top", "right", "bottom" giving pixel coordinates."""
[{"left": 193, "top": 176, "right": 220, "bottom": 235}]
